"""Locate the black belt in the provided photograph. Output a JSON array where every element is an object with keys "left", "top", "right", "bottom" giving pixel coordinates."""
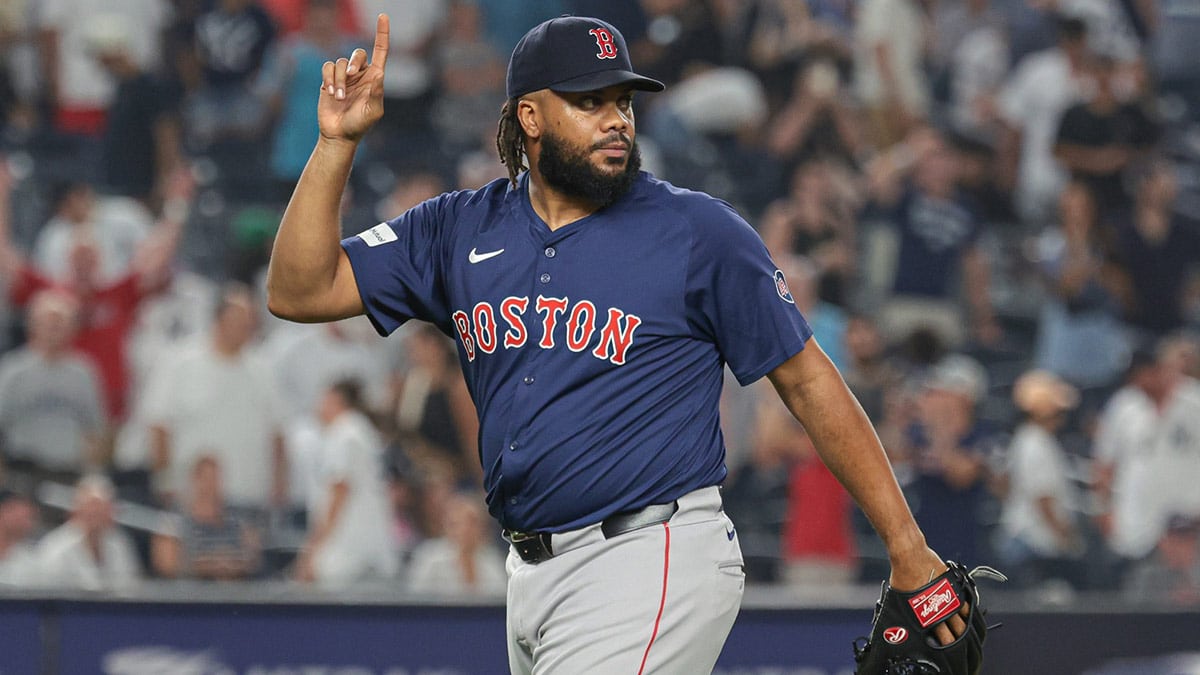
[{"left": 506, "top": 501, "right": 679, "bottom": 564}]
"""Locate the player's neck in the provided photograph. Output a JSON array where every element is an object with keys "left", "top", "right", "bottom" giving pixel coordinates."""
[{"left": 527, "top": 173, "right": 600, "bottom": 231}]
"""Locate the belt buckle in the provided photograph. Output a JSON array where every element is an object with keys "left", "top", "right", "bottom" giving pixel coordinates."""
[{"left": 507, "top": 530, "right": 554, "bottom": 563}]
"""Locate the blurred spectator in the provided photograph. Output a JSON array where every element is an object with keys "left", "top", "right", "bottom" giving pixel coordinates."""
[
  {"left": 475, "top": 1, "right": 565, "bottom": 54},
  {"left": 0, "top": 0, "right": 37, "bottom": 144},
  {"left": 0, "top": 290, "right": 105, "bottom": 485},
  {"left": 91, "top": 17, "right": 185, "bottom": 210},
  {"left": 260, "top": 0, "right": 363, "bottom": 196},
  {"left": 259, "top": 0, "right": 360, "bottom": 36},
  {"left": 355, "top": 0, "right": 446, "bottom": 159},
  {"left": 36, "top": 1, "right": 171, "bottom": 140},
  {"left": 407, "top": 491, "right": 505, "bottom": 596},
  {"left": 411, "top": 462, "right": 457, "bottom": 539},
  {"left": 997, "top": 15, "right": 1091, "bottom": 225},
  {"left": 293, "top": 379, "right": 398, "bottom": 586},
  {"left": 1112, "top": 159, "right": 1200, "bottom": 338},
  {"left": 1094, "top": 341, "right": 1200, "bottom": 577},
  {"left": 746, "top": 0, "right": 832, "bottom": 101},
  {"left": 4, "top": 169, "right": 192, "bottom": 421},
  {"left": 143, "top": 283, "right": 288, "bottom": 515},
  {"left": 151, "top": 455, "right": 263, "bottom": 580},
  {"left": 853, "top": 0, "right": 930, "bottom": 147},
  {"left": 780, "top": 255, "right": 848, "bottom": 370},
  {"left": 627, "top": 0, "right": 723, "bottom": 86},
  {"left": 0, "top": 487, "right": 39, "bottom": 586},
  {"left": 269, "top": 318, "right": 394, "bottom": 423},
  {"left": 761, "top": 161, "right": 859, "bottom": 307},
  {"left": 764, "top": 58, "right": 863, "bottom": 167},
  {"left": 1151, "top": 0, "right": 1200, "bottom": 116},
  {"left": 902, "top": 353, "right": 999, "bottom": 563},
  {"left": 1059, "top": 0, "right": 1142, "bottom": 64},
  {"left": 944, "top": 23, "right": 1009, "bottom": 145},
  {"left": 35, "top": 474, "right": 141, "bottom": 591},
  {"left": 1053, "top": 53, "right": 1159, "bottom": 215},
  {"left": 393, "top": 324, "right": 479, "bottom": 485},
  {"left": 722, "top": 385, "right": 797, "bottom": 583},
  {"left": 1032, "top": 182, "right": 1131, "bottom": 390},
  {"left": 1124, "top": 513, "right": 1200, "bottom": 605},
  {"left": 1092, "top": 346, "right": 1165, "bottom": 571},
  {"left": 930, "top": 0, "right": 1004, "bottom": 75},
  {"left": 385, "top": 465, "right": 422, "bottom": 564},
  {"left": 30, "top": 180, "right": 152, "bottom": 286},
  {"left": 869, "top": 128, "right": 1000, "bottom": 347},
  {"left": 781, "top": 422, "right": 857, "bottom": 588},
  {"left": 997, "top": 369, "right": 1086, "bottom": 588},
  {"left": 840, "top": 313, "right": 903, "bottom": 426},
  {"left": 184, "top": 0, "right": 278, "bottom": 150},
  {"left": 429, "top": 0, "right": 506, "bottom": 155}
]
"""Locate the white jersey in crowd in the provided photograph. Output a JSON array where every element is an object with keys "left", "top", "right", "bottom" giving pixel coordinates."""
[
  {"left": 36, "top": 0, "right": 171, "bottom": 112},
  {"left": 33, "top": 196, "right": 152, "bottom": 285},
  {"left": 407, "top": 538, "right": 507, "bottom": 597},
  {"left": 1095, "top": 385, "right": 1159, "bottom": 558},
  {"left": 310, "top": 410, "right": 398, "bottom": 586},
  {"left": 267, "top": 321, "right": 396, "bottom": 422},
  {"left": 1096, "top": 381, "right": 1200, "bottom": 558},
  {"left": 997, "top": 47, "right": 1086, "bottom": 223},
  {"left": 1000, "top": 422, "right": 1079, "bottom": 557},
  {"left": 142, "top": 340, "right": 283, "bottom": 509},
  {"left": 35, "top": 521, "right": 141, "bottom": 592},
  {"left": 0, "top": 542, "right": 39, "bottom": 587},
  {"left": 1144, "top": 380, "right": 1200, "bottom": 539},
  {"left": 854, "top": 0, "right": 930, "bottom": 115}
]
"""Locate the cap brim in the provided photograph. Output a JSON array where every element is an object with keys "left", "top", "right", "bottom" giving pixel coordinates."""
[{"left": 545, "top": 69, "right": 665, "bottom": 94}]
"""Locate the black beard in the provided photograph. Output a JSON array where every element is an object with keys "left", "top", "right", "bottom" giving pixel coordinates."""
[{"left": 536, "top": 131, "right": 641, "bottom": 208}]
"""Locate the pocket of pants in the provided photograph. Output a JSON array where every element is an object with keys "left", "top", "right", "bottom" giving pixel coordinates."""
[{"left": 717, "top": 559, "right": 745, "bottom": 578}]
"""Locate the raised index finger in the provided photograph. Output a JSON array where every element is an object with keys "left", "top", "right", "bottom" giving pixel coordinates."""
[{"left": 371, "top": 13, "right": 390, "bottom": 69}]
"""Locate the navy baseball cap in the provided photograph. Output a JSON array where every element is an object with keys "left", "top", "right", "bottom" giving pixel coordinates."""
[{"left": 506, "top": 16, "right": 665, "bottom": 99}]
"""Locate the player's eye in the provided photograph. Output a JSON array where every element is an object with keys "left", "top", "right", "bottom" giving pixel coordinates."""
[
  {"left": 618, "top": 95, "right": 633, "bottom": 112},
  {"left": 578, "top": 95, "right": 599, "bottom": 110}
]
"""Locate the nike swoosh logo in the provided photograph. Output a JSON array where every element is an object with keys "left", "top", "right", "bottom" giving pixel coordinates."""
[
  {"left": 726, "top": 527, "right": 736, "bottom": 540},
  {"left": 469, "top": 247, "right": 505, "bottom": 263}
]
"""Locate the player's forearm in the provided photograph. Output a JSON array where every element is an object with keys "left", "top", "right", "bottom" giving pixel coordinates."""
[
  {"left": 266, "top": 137, "right": 358, "bottom": 319},
  {"left": 769, "top": 347, "right": 927, "bottom": 558}
]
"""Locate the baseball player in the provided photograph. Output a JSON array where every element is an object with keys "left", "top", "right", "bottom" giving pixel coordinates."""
[{"left": 267, "top": 14, "right": 969, "bottom": 673}]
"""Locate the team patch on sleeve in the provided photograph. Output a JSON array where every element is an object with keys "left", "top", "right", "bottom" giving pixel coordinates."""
[
  {"left": 774, "top": 269, "right": 794, "bottom": 304},
  {"left": 357, "top": 223, "right": 398, "bottom": 247}
]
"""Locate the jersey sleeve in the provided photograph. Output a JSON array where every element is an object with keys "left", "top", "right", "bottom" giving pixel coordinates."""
[
  {"left": 685, "top": 199, "right": 813, "bottom": 386},
  {"left": 340, "top": 193, "right": 456, "bottom": 336}
]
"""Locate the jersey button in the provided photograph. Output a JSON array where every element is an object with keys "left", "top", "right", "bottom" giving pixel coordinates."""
[
  {"left": 539, "top": 273, "right": 551, "bottom": 283},
  {"left": 509, "top": 441, "right": 519, "bottom": 451},
  {"left": 523, "top": 375, "right": 534, "bottom": 385},
  {"left": 509, "top": 497, "right": 518, "bottom": 505},
  {"left": 544, "top": 247, "right": 556, "bottom": 258}
]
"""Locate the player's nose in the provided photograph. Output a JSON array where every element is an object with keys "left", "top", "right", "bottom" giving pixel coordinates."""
[{"left": 599, "top": 102, "right": 631, "bottom": 134}]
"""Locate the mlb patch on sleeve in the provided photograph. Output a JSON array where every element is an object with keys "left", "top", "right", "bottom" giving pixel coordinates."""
[{"left": 358, "top": 223, "right": 398, "bottom": 247}]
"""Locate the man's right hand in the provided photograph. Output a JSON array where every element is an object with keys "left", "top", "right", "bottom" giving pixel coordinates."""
[{"left": 319, "top": 13, "right": 390, "bottom": 143}]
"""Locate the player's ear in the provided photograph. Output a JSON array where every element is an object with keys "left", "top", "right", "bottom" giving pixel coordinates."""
[{"left": 517, "top": 95, "right": 541, "bottom": 140}]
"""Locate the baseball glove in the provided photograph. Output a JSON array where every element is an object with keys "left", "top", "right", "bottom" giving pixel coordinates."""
[{"left": 852, "top": 561, "right": 1006, "bottom": 675}]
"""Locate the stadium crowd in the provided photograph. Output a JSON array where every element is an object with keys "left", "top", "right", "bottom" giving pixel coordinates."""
[{"left": 0, "top": 0, "right": 1199, "bottom": 603}]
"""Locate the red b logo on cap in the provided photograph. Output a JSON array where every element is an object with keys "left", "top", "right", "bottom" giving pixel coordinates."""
[{"left": 589, "top": 28, "right": 618, "bottom": 59}]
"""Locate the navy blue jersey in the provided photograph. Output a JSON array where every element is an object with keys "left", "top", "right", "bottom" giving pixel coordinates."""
[{"left": 342, "top": 172, "right": 812, "bottom": 532}]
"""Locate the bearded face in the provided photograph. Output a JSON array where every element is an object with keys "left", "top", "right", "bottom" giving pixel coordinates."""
[{"left": 535, "top": 127, "right": 642, "bottom": 209}]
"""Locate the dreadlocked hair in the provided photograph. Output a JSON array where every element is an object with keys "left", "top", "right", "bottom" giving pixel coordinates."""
[{"left": 496, "top": 98, "right": 527, "bottom": 187}]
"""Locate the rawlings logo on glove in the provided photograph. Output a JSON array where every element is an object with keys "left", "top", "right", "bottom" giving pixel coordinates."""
[{"left": 852, "top": 561, "right": 1005, "bottom": 675}]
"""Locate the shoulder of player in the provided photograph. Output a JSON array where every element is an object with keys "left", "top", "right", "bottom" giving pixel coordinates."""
[
  {"left": 405, "top": 177, "right": 515, "bottom": 229},
  {"left": 633, "top": 173, "right": 752, "bottom": 235}
]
